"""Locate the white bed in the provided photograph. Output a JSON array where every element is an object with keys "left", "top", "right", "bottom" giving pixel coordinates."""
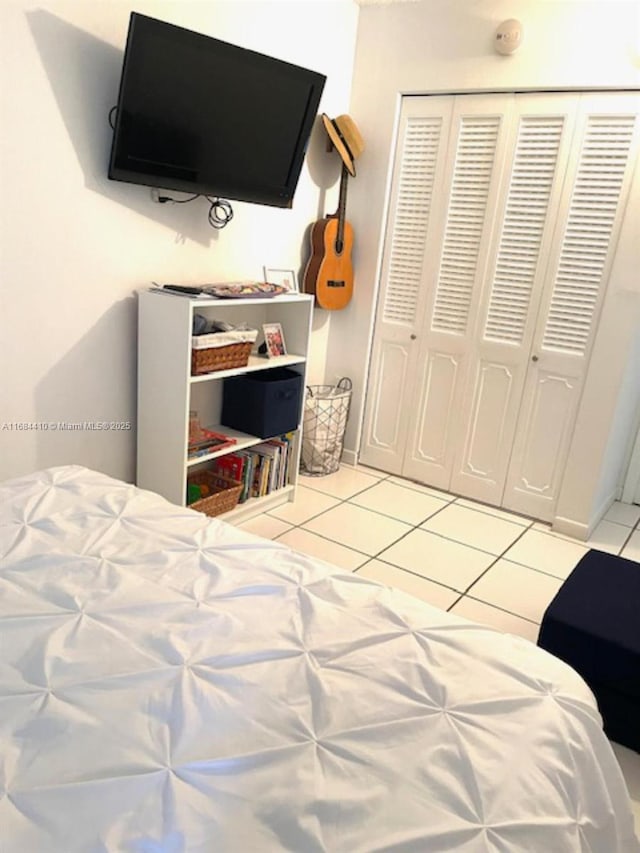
[{"left": 1, "top": 465, "right": 638, "bottom": 853}]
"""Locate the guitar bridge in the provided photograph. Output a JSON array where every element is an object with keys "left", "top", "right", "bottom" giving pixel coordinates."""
[{"left": 327, "top": 280, "right": 345, "bottom": 288}]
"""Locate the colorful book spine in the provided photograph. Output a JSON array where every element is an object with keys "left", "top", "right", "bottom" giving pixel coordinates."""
[
  {"left": 214, "top": 453, "right": 244, "bottom": 483},
  {"left": 220, "top": 434, "right": 295, "bottom": 504}
]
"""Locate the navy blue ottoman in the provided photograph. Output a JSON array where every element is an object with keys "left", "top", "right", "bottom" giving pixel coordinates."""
[{"left": 537, "top": 549, "right": 640, "bottom": 752}]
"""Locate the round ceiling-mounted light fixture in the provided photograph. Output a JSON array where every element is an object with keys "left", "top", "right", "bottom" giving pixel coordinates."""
[{"left": 495, "top": 19, "right": 524, "bottom": 55}]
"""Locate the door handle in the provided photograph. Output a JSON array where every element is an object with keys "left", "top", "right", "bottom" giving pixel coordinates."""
[
  {"left": 532, "top": 354, "right": 539, "bottom": 362},
  {"left": 410, "top": 334, "right": 417, "bottom": 340}
]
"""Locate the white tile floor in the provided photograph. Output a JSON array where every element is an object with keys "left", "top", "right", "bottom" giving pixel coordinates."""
[{"left": 237, "top": 462, "right": 640, "bottom": 832}]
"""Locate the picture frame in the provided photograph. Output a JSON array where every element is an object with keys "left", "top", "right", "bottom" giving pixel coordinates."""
[
  {"left": 263, "top": 322, "right": 287, "bottom": 358},
  {"left": 263, "top": 267, "right": 299, "bottom": 293}
]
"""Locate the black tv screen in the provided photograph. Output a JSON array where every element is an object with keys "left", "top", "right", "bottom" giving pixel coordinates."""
[{"left": 108, "top": 13, "right": 326, "bottom": 208}]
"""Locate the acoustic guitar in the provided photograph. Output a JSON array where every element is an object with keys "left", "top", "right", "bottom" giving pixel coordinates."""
[{"left": 303, "top": 163, "right": 353, "bottom": 310}]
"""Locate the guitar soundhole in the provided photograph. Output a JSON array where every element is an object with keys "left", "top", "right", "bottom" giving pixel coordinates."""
[{"left": 327, "top": 280, "right": 345, "bottom": 288}]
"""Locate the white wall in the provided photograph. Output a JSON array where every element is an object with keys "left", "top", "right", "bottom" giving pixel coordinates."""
[
  {"left": 622, "top": 418, "right": 640, "bottom": 504},
  {"left": 333, "top": 0, "right": 640, "bottom": 530},
  {"left": 0, "top": 0, "right": 358, "bottom": 483},
  {"left": 591, "top": 326, "right": 640, "bottom": 510}
]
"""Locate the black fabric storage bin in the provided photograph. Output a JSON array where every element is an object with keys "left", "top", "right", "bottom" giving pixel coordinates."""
[
  {"left": 221, "top": 368, "right": 303, "bottom": 439},
  {"left": 589, "top": 682, "right": 640, "bottom": 753},
  {"left": 537, "top": 549, "right": 640, "bottom": 752}
]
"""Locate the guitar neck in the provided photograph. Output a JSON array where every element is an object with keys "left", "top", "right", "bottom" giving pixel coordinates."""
[{"left": 336, "top": 163, "right": 349, "bottom": 252}]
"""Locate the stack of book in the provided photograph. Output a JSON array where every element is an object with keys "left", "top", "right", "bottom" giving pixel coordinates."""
[
  {"left": 214, "top": 435, "right": 294, "bottom": 503},
  {"left": 187, "top": 429, "right": 237, "bottom": 460}
]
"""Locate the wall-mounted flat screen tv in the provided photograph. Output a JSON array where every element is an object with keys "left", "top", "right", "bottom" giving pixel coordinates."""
[{"left": 108, "top": 13, "right": 326, "bottom": 208}]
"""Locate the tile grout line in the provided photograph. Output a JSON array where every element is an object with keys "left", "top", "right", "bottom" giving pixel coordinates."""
[
  {"left": 288, "top": 473, "right": 521, "bottom": 538},
  {"left": 617, "top": 518, "right": 639, "bottom": 556},
  {"left": 257, "top": 470, "right": 640, "bottom": 613},
  {"left": 268, "top": 476, "right": 398, "bottom": 559},
  {"left": 270, "top": 479, "right": 391, "bottom": 536},
  {"left": 462, "top": 594, "right": 540, "bottom": 625},
  {"left": 364, "top": 555, "right": 463, "bottom": 595},
  {"left": 280, "top": 469, "right": 540, "bottom": 536},
  {"left": 269, "top": 482, "right": 574, "bottom": 583},
  {"left": 321, "top": 489, "right": 460, "bottom": 565},
  {"left": 294, "top": 468, "right": 640, "bottom": 549},
  {"left": 269, "top": 473, "right": 457, "bottom": 550},
  {"left": 297, "top": 471, "right": 640, "bottom": 628},
  {"left": 352, "top": 540, "right": 541, "bottom": 628},
  {"left": 447, "top": 591, "right": 466, "bottom": 612},
  {"left": 265, "top": 475, "right": 387, "bottom": 529},
  {"left": 350, "top": 494, "right": 633, "bottom": 582},
  {"left": 531, "top": 520, "right": 636, "bottom": 555},
  {"left": 303, "top": 473, "right": 456, "bottom": 505},
  {"left": 274, "top": 509, "right": 634, "bottom": 588},
  {"left": 332, "top": 491, "right": 530, "bottom": 579},
  {"left": 445, "top": 525, "right": 541, "bottom": 615},
  {"left": 269, "top": 502, "right": 628, "bottom": 574},
  {"left": 446, "top": 589, "right": 540, "bottom": 626},
  {"left": 350, "top": 558, "right": 543, "bottom": 627},
  {"left": 269, "top": 479, "right": 463, "bottom": 567}
]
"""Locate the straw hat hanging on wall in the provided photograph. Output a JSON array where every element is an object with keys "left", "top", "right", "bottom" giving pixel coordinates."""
[{"left": 322, "top": 114, "right": 365, "bottom": 176}]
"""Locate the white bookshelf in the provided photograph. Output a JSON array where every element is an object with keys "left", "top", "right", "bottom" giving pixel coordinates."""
[{"left": 137, "top": 290, "right": 313, "bottom": 521}]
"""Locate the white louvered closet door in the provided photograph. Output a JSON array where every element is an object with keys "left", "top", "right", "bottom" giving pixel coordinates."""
[
  {"left": 401, "top": 95, "right": 515, "bottom": 488},
  {"left": 361, "top": 90, "right": 639, "bottom": 521},
  {"left": 360, "top": 96, "right": 454, "bottom": 474},
  {"left": 503, "top": 93, "right": 640, "bottom": 520},
  {"left": 448, "top": 94, "right": 579, "bottom": 505}
]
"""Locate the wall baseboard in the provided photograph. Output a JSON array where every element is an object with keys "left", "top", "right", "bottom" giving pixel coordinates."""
[
  {"left": 341, "top": 448, "right": 358, "bottom": 467},
  {"left": 553, "top": 488, "right": 617, "bottom": 541},
  {"left": 552, "top": 515, "right": 591, "bottom": 541}
]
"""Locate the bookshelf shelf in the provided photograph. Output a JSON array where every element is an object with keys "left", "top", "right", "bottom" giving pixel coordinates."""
[
  {"left": 186, "top": 425, "right": 260, "bottom": 466},
  {"left": 137, "top": 290, "right": 313, "bottom": 520},
  {"left": 190, "top": 353, "right": 306, "bottom": 383}
]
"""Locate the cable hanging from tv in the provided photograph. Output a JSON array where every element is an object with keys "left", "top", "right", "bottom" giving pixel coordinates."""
[
  {"left": 107, "top": 107, "right": 233, "bottom": 229},
  {"left": 155, "top": 192, "right": 234, "bottom": 229}
]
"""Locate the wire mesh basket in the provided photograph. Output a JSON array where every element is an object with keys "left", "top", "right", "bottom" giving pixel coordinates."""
[{"left": 300, "top": 378, "right": 352, "bottom": 476}]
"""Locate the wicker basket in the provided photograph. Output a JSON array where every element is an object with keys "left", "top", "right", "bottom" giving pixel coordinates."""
[
  {"left": 187, "top": 471, "right": 243, "bottom": 517},
  {"left": 191, "top": 329, "right": 258, "bottom": 376},
  {"left": 191, "top": 341, "right": 253, "bottom": 375}
]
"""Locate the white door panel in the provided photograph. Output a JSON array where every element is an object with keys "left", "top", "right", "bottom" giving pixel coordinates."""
[
  {"left": 504, "top": 93, "right": 640, "bottom": 519},
  {"left": 364, "top": 340, "right": 412, "bottom": 474},
  {"left": 361, "top": 97, "right": 454, "bottom": 472},
  {"left": 505, "top": 367, "right": 581, "bottom": 519},
  {"left": 403, "top": 94, "right": 515, "bottom": 486},
  {"left": 407, "top": 351, "right": 464, "bottom": 488},
  {"left": 451, "top": 95, "right": 578, "bottom": 504},
  {"left": 461, "top": 360, "right": 516, "bottom": 477}
]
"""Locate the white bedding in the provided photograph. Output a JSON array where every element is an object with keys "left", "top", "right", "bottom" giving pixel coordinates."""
[{"left": 1, "top": 465, "right": 638, "bottom": 853}]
